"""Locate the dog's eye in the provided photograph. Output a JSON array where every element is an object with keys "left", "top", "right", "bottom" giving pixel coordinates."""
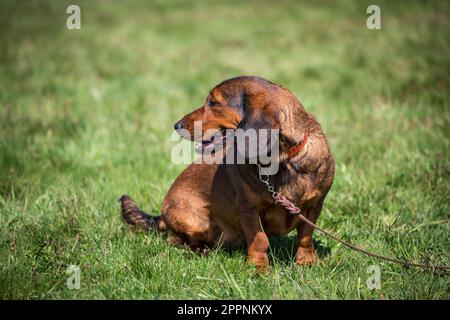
[{"left": 208, "top": 100, "right": 217, "bottom": 107}]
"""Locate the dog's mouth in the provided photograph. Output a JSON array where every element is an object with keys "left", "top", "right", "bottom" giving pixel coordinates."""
[{"left": 194, "top": 128, "right": 234, "bottom": 154}]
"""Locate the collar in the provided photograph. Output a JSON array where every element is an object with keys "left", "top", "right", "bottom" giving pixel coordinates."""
[{"left": 287, "top": 130, "right": 309, "bottom": 158}]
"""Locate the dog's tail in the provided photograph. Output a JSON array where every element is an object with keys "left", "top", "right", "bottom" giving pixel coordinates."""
[{"left": 119, "top": 195, "right": 166, "bottom": 231}]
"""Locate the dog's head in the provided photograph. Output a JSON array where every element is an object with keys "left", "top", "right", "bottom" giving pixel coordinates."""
[{"left": 174, "top": 76, "right": 308, "bottom": 157}]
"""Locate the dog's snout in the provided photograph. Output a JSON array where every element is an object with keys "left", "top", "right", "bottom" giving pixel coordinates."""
[{"left": 174, "top": 121, "right": 184, "bottom": 130}]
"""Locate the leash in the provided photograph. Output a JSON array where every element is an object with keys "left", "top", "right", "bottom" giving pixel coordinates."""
[{"left": 257, "top": 164, "right": 450, "bottom": 271}]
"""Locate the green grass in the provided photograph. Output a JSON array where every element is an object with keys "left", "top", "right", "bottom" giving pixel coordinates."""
[{"left": 0, "top": 0, "right": 449, "bottom": 299}]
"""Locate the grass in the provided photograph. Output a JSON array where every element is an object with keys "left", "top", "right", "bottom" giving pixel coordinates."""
[{"left": 0, "top": 0, "right": 449, "bottom": 299}]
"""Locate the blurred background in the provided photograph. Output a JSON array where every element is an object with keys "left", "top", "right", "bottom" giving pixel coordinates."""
[{"left": 0, "top": 0, "right": 449, "bottom": 299}]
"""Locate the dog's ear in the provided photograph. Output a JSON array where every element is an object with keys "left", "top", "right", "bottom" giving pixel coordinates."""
[
  {"left": 238, "top": 92, "right": 280, "bottom": 131},
  {"left": 235, "top": 93, "right": 280, "bottom": 163}
]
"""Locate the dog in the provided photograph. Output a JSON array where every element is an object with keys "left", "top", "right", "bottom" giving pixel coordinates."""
[{"left": 120, "top": 76, "right": 335, "bottom": 271}]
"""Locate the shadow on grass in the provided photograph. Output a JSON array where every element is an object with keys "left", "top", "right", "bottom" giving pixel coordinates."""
[
  {"left": 269, "top": 235, "right": 332, "bottom": 262},
  {"left": 219, "top": 235, "right": 332, "bottom": 263}
]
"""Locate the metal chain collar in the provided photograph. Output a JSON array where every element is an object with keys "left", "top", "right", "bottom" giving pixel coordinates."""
[{"left": 257, "top": 163, "right": 278, "bottom": 199}]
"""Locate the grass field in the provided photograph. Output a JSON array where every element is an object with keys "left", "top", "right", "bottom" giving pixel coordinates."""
[{"left": 0, "top": 0, "right": 449, "bottom": 299}]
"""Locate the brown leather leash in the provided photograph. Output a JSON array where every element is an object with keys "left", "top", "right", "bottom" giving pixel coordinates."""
[
  {"left": 256, "top": 130, "right": 450, "bottom": 271},
  {"left": 273, "top": 192, "right": 450, "bottom": 271}
]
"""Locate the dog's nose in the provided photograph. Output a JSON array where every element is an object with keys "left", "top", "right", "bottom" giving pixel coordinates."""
[{"left": 174, "top": 121, "right": 184, "bottom": 130}]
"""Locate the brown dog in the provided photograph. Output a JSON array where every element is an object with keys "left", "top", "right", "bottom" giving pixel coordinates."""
[{"left": 121, "top": 76, "right": 334, "bottom": 270}]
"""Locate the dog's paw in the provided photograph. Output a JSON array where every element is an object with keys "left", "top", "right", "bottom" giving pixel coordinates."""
[
  {"left": 296, "top": 249, "right": 321, "bottom": 266},
  {"left": 247, "top": 253, "right": 270, "bottom": 273}
]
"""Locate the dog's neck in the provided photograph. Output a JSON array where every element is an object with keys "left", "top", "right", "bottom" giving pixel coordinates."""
[{"left": 286, "top": 129, "right": 309, "bottom": 158}]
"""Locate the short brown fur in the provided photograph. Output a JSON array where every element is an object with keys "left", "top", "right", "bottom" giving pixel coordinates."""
[{"left": 121, "top": 76, "right": 335, "bottom": 271}]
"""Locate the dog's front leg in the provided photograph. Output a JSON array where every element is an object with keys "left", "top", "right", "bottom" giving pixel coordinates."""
[
  {"left": 240, "top": 208, "right": 270, "bottom": 272},
  {"left": 296, "top": 201, "right": 323, "bottom": 265}
]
